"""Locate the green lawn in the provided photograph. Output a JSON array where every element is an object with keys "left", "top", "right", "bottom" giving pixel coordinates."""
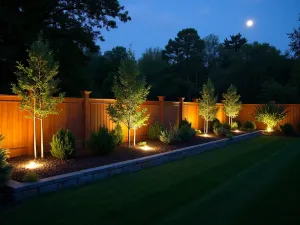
[{"left": 2, "top": 136, "right": 300, "bottom": 225}]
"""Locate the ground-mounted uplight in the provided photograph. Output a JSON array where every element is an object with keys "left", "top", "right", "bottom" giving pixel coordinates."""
[
  {"left": 140, "top": 145, "right": 153, "bottom": 151},
  {"left": 24, "top": 161, "right": 42, "bottom": 170},
  {"left": 234, "top": 130, "right": 241, "bottom": 133},
  {"left": 266, "top": 127, "right": 273, "bottom": 133}
]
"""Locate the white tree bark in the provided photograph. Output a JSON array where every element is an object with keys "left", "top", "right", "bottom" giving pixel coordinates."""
[
  {"left": 41, "top": 119, "right": 44, "bottom": 158},
  {"left": 133, "top": 128, "right": 136, "bottom": 146},
  {"left": 33, "top": 99, "right": 37, "bottom": 159}
]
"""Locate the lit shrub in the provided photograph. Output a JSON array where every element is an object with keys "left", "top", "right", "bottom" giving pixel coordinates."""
[
  {"left": 242, "top": 121, "right": 256, "bottom": 131},
  {"left": 195, "top": 129, "right": 202, "bottom": 135},
  {"left": 159, "top": 126, "right": 180, "bottom": 144},
  {"left": 23, "top": 172, "right": 39, "bottom": 183},
  {"left": 0, "top": 135, "right": 12, "bottom": 187},
  {"left": 112, "top": 123, "right": 123, "bottom": 146},
  {"left": 148, "top": 122, "right": 164, "bottom": 140},
  {"left": 138, "top": 141, "right": 147, "bottom": 146},
  {"left": 50, "top": 129, "right": 76, "bottom": 160},
  {"left": 255, "top": 103, "right": 288, "bottom": 131},
  {"left": 222, "top": 122, "right": 231, "bottom": 130},
  {"left": 88, "top": 126, "right": 117, "bottom": 154},
  {"left": 213, "top": 126, "right": 229, "bottom": 136},
  {"left": 231, "top": 122, "right": 239, "bottom": 130},
  {"left": 280, "top": 123, "right": 294, "bottom": 135}
]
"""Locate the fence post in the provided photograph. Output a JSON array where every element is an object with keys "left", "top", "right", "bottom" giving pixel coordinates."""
[
  {"left": 81, "top": 91, "right": 92, "bottom": 146},
  {"left": 178, "top": 97, "right": 185, "bottom": 124},
  {"left": 193, "top": 98, "right": 199, "bottom": 129},
  {"left": 157, "top": 96, "right": 165, "bottom": 125}
]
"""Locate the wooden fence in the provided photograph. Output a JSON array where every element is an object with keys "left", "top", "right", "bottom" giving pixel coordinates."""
[{"left": 0, "top": 93, "right": 299, "bottom": 157}]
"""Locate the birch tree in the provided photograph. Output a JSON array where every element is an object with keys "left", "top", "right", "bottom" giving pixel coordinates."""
[
  {"left": 12, "top": 34, "right": 64, "bottom": 158},
  {"left": 222, "top": 84, "right": 242, "bottom": 125},
  {"left": 199, "top": 79, "right": 219, "bottom": 134}
]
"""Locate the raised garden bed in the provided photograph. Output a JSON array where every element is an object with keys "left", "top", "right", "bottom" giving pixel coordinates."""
[
  {"left": 6, "top": 131, "right": 261, "bottom": 201},
  {"left": 9, "top": 132, "right": 230, "bottom": 182}
]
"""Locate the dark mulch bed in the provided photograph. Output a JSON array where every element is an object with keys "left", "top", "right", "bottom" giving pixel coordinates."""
[
  {"left": 262, "top": 130, "right": 300, "bottom": 138},
  {"left": 8, "top": 131, "right": 246, "bottom": 182}
]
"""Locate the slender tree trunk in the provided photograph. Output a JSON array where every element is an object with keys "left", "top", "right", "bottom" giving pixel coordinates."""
[
  {"left": 206, "top": 120, "right": 209, "bottom": 133},
  {"left": 204, "top": 119, "right": 206, "bottom": 134},
  {"left": 41, "top": 119, "right": 44, "bottom": 158},
  {"left": 128, "top": 128, "right": 130, "bottom": 148},
  {"left": 33, "top": 99, "right": 37, "bottom": 159},
  {"left": 133, "top": 128, "right": 136, "bottom": 146}
]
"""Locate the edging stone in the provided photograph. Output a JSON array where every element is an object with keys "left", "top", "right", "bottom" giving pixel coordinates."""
[{"left": 7, "top": 131, "right": 262, "bottom": 201}]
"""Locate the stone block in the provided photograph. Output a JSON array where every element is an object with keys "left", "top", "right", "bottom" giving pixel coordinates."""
[
  {"left": 78, "top": 175, "right": 93, "bottom": 185},
  {"left": 93, "top": 171, "right": 109, "bottom": 181},
  {"left": 39, "top": 183, "right": 58, "bottom": 194}
]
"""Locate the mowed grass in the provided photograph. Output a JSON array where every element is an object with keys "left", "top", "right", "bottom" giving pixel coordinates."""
[{"left": 2, "top": 136, "right": 300, "bottom": 225}]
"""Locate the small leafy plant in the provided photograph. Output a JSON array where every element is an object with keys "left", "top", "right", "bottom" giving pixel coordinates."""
[
  {"left": 179, "top": 119, "right": 192, "bottom": 128},
  {"left": 0, "top": 135, "right": 12, "bottom": 187},
  {"left": 211, "top": 118, "right": 221, "bottom": 130},
  {"left": 195, "top": 129, "right": 202, "bottom": 135},
  {"left": 112, "top": 123, "right": 124, "bottom": 146},
  {"left": 242, "top": 121, "right": 256, "bottom": 131},
  {"left": 159, "top": 126, "right": 180, "bottom": 144},
  {"left": 231, "top": 122, "right": 239, "bottom": 130},
  {"left": 88, "top": 126, "right": 117, "bottom": 155},
  {"left": 213, "top": 125, "right": 229, "bottom": 137},
  {"left": 147, "top": 122, "right": 164, "bottom": 140},
  {"left": 50, "top": 129, "right": 76, "bottom": 160},
  {"left": 255, "top": 103, "right": 288, "bottom": 131},
  {"left": 23, "top": 172, "right": 39, "bottom": 183},
  {"left": 222, "top": 122, "right": 231, "bottom": 130},
  {"left": 226, "top": 133, "right": 233, "bottom": 139},
  {"left": 138, "top": 141, "right": 147, "bottom": 146},
  {"left": 280, "top": 123, "right": 294, "bottom": 135}
]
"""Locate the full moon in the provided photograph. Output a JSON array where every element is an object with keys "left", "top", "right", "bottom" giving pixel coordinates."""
[{"left": 246, "top": 20, "right": 254, "bottom": 27}]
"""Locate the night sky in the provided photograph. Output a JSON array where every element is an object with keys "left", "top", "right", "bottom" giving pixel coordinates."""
[{"left": 99, "top": 0, "right": 300, "bottom": 57}]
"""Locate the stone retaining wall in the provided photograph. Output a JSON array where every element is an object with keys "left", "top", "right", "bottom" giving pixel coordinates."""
[{"left": 7, "top": 131, "right": 262, "bottom": 201}]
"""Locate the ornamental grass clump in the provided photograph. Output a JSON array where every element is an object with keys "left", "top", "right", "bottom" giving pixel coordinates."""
[{"left": 255, "top": 103, "right": 288, "bottom": 132}]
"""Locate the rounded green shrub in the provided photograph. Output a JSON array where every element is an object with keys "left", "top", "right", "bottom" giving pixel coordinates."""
[
  {"left": 179, "top": 119, "right": 192, "bottom": 128},
  {"left": 222, "top": 122, "right": 231, "bottom": 130},
  {"left": 242, "top": 121, "right": 256, "bottom": 131},
  {"left": 88, "top": 126, "right": 117, "bottom": 154},
  {"left": 280, "top": 123, "right": 294, "bottom": 135},
  {"left": 211, "top": 118, "right": 221, "bottom": 130},
  {"left": 213, "top": 126, "right": 229, "bottom": 136},
  {"left": 148, "top": 122, "right": 164, "bottom": 140},
  {"left": 112, "top": 123, "right": 123, "bottom": 145},
  {"left": 236, "top": 120, "right": 242, "bottom": 129},
  {"left": 23, "top": 172, "right": 39, "bottom": 183},
  {"left": 159, "top": 126, "right": 180, "bottom": 144},
  {"left": 179, "top": 125, "right": 196, "bottom": 141},
  {"left": 50, "top": 129, "right": 76, "bottom": 160},
  {"left": 0, "top": 135, "right": 12, "bottom": 187}
]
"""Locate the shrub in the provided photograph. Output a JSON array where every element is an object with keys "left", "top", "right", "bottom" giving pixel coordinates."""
[
  {"left": 138, "top": 141, "right": 147, "bottom": 146},
  {"left": 242, "top": 121, "right": 256, "bottom": 131},
  {"left": 222, "top": 122, "right": 231, "bottom": 130},
  {"left": 211, "top": 118, "right": 221, "bottom": 129},
  {"left": 226, "top": 133, "right": 233, "bottom": 139},
  {"left": 0, "top": 135, "right": 12, "bottom": 187},
  {"left": 195, "top": 129, "right": 202, "bottom": 135},
  {"left": 148, "top": 122, "right": 164, "bottom": 140},
  {"left": 255, "top": 103, "right": 288, "bottom": 131},
  {"left": 159, "top": 126, "right": 180, "bottom": 144},
  {"left": 213, "top": 126, "right": 229, "bottom": 136},
  {"left": 88, "top": 126, "right": 117, "bottom": 154},
  {"left": 112, "top": 123, "right": 123, "bottom": 145},
  {"left": 179, "top": 119, "right": 192, "bottom": 128},
  {"left": 235, "top": 120, "right": 242, "bottom": 129},
  {"left": 179, "top": 125, "right": 196, "bottom": 141},
  {"left": 23, "top": 172, "right": 39, "bottom": 183},
  {"left": 50, "top": 129, "right": 76, "bottom": 160},
  {"left": 280, "top": 123, "right": 294, "bottom": 135},
  {"left": 231, "top": 121, "right": 239, "bottom": 130}
]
